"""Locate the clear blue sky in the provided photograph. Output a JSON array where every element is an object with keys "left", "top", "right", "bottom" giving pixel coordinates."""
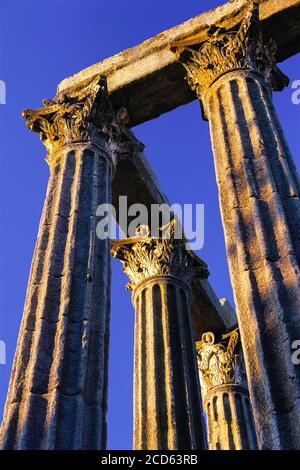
[{"left": 0, "top": 0, "right": 299, "bottom": 450}]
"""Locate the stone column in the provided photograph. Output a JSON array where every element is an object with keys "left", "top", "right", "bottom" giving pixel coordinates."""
[
  {"left": 174, "top": 2, "right": 300, "bottom": 449},
  {"left": 112, "top": 223, "right": 208, "bottom": 450},
  {"left": 196, "top": 329, "right": 257, "bottom": 450},
  {"left": 0, "top": 76, "right": 124, "bottom": 450}
]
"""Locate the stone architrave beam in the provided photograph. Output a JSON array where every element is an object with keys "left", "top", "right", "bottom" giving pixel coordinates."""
[{"left": 57, "top": 0, "right": 300, "bottom": 127}]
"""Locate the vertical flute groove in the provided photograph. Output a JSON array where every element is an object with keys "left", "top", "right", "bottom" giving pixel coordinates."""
[
  {"left": 0, "top": 146, "right": 113, "bottom": 450},
  {"left": 206, "top": 71, "right": 300, "bottom": 449},
  {"left": 129, "top": 275, "right": 207, "bottom": 450}
]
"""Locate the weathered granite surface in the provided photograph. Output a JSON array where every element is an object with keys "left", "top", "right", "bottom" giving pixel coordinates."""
[
  {"left": 0, "top": 77, "right": 117, "bottom": 450},
  {"left": 178, "top": 3, "right": 300, "bottom": 449},
  {"left": 197, "top": 329, "right": 258, "bottom": 450}
]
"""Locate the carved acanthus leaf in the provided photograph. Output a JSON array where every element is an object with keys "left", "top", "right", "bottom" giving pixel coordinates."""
[
  {"left": 197, "top": 328, "right": 241, "bottom": 391},
  {"left": 23, "top": 76, "right": 141, "bottom": 166},
  {"left": 22, "top": 76, "right": 113, "bottom": 161},
  {"left": 111, "top": 220, "right": 197, "bottom": 290},
  {"left": 173, "top": 2, "right": 289, "bottom": 106},
  {"left": 103, "top": 117, "right": 145, "bottom": 164}
]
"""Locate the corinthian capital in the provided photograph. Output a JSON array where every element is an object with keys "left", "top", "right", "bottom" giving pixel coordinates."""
[
  {"left": 172, "top": 1, "right": 288, "bottom": 107},
  {"left": 111, "top": 220, "right": 207, "bottom": 291},
  {"left": 23, "top": 76, "right": 112, "bottom": 160},
  {"left": 196, "top": 328, "right": 244, "bottom": 393},
  {"left": 23, "top": 76, "right": 139, "bottom": 166}
]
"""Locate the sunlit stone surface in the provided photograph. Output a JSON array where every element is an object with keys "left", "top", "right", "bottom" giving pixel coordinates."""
[
  {"left": 112, "top": 223, "right": 208, "bottom": 450},
  {"left": 1, "top": 0, "right": 300, "bottom": 451},
  {"left": 176, "top": 2, "right": 300, "bottom": 449},
  {"left": 197, "top": 329, "right": 257, "bottom": 450}
]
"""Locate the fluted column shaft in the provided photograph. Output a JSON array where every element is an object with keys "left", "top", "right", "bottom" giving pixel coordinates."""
[
  {"left": 0, "top": 77, "right": 119, "bottom": 449},
  {"left": 197, "top": 329, "right": 257, "bottom": 450},
  {"left": 206, "top": 69, "right": 300, "bottom": 449},
  {"left": 133, "top": 275, "right": 205, "bottom": 450},
  {"left": 176, "top": 2, "right": 300, "bottom": 449},
  {"left": 204, "top": 384, "right": 257, "bottom": 450},
  {"left": 112, "top": 223, "right": 208, "bottom": 450}
]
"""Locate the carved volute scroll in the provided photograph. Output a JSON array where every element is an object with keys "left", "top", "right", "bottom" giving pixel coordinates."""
[
  {"left": 22, "top": 75, "right": 142, "bottom": 167},
  {"left": 172, "top": 1, "right": 289, "bottom": 116},
  {"left": 197, "top": 328, "right": 243, "bottom": 392},
  {"left": 111, "top": 220, "right": 208, "bottom": 291}
]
